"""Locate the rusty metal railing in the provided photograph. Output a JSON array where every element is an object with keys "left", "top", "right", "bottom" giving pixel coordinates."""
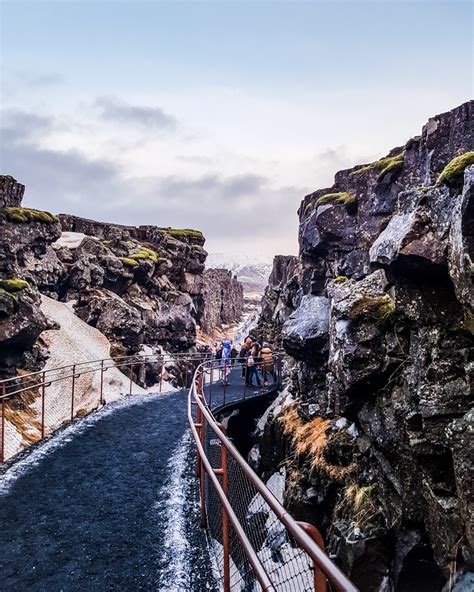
[
  {"left": 188, "top": 359, "right": 359, "bottom": 592},
  {"left": 0, "top": 351, "right": 211, "bottom": 464}
]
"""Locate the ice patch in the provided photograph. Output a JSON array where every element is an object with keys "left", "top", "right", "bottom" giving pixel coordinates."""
[{"left": 157, "top": 430, "right": 195, "bottom": 591}]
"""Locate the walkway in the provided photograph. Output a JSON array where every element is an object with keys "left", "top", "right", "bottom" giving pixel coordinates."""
[
  {"left": 1, "top": 389, "right": 206, "bottom": 591},
  {"left": 0, "top": 368, "right": 253, "bottom": 592}
]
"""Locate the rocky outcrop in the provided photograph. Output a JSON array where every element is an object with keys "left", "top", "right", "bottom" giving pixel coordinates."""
[
  {"left": 256, "top": 255, "right": 300, "bottom": 347},
  {"left": 0, "top": 176, "right": 62, "bottom": 377},
  {"left": 0, "top": 184, "right": 244, "bottom": 380},
  {"left": 188, "top": 268, "right": 244, "bottom": 335},
  {"left": 254, "top": 102, "right": 473, "bottom": 590}
]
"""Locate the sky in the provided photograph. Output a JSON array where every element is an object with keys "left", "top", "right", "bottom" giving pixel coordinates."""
[{"left": 0, "top": 0, "right": 472, "bottom": 258}]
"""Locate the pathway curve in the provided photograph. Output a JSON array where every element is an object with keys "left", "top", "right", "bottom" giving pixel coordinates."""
[
  {"left": 0, "top": 388, "right": 213, "bottom": 591},
  {"left": 0, "top": 367, "right": 254, "bottom": 592}
]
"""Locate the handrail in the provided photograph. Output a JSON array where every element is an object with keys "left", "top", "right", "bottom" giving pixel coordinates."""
[
  {"left": 0, "top": 352, "right": 213, "bottom": 398},
  {"left": 188, "top": 393, "right": 276, "bottom": 591},
  {"left": 188, "top": 359, "right": 359, "bottom": 592}
]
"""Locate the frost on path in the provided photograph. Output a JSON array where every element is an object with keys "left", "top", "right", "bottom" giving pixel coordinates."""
[{"left": 0, "top": 392, "right": 166, "bottom": 496}]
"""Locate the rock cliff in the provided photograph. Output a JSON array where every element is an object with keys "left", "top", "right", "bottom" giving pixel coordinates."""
[
  {"left": 0, "top": 183, "right": 244, "bottom": 380},
  {"left": 0, "top": 176, "right": 62, "bottom": 378},
  {"left": 255, "top": 101, "right": 473, "bottom": 591}
]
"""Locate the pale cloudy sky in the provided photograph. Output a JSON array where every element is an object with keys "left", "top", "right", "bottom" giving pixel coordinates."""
[{"left": 0, "top": 0, "right": 472, "bottom": 257}]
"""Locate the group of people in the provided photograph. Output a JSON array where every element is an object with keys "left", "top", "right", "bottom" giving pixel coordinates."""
[{"left": 203, "top": 336, "right": 275, "bottom": 387}]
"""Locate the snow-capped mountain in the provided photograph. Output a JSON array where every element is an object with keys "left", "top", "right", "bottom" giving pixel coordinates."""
[{"left": 206, "top": 253, "right": 273, "bottom": 294}]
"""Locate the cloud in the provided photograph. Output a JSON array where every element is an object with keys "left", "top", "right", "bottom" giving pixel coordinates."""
[
  {"left": 95, "top": 95, "right": 178, "bottom": 131},
  {"left": 0, "top": 108, "right": 302, "bottom": 255},
  {"left": 0, "top": 110, "right": 121, "bottom": 210}
]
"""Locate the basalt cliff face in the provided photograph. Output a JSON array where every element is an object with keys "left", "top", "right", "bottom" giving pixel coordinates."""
[
  {"left": 0, "top": 176, "right": 62, "bottom": 377},
  {"left": 0, "top": 181, "right": 244, "bottom": 380},
  {"left": 256, "top": 102, "right": 473, "bottom": 591}
]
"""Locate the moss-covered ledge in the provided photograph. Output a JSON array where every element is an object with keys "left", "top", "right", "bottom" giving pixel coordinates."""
[{"left": 1, "top": 207, "right": 59, "bottom": 224}]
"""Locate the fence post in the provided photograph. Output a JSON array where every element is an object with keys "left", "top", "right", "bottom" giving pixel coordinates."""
[
  {"left": 100, "top": 360, "right": 104, "bottom": 406},
  {"left": 1, "top": 386, "right": 5, "bottom": 464},
  {"left": 129, "top": 364, "right": 133, "bottom": 395},
  {"left": 297, "top": 521, "right": 328, "bottom": 592},
  {"left": 71, "top": 364, "right": 76, "bottom": 422},
  {"left": 41, "top": 371, "right": 46, "bottom": 439},
  {"left": 220, "top": 424, "right": 230, "bottom": 592},
  {"left": 194, "top": 369, "right": 207, "bottom": 528}
]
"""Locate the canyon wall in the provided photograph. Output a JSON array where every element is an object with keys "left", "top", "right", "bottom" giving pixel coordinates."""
[
  {"left": 255, "top": 102, "right": 473, "bottom": 591},
  {"left": 0, "top": 184, "right": 244, "bottom": 380}
]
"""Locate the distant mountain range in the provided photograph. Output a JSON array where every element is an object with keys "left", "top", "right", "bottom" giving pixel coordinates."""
[{"left": 206, "top": 253, "right": 273, "bottom": 294}]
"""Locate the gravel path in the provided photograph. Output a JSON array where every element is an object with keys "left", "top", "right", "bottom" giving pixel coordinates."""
[
  {"left": 0, "top": 369, "right": 252, "bottom": 591},
  {"left": 0, "top": 389, "right": 211, "bottom": 591}
]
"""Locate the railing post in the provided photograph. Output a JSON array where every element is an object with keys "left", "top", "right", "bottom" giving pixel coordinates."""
[
  {"left": 1, "top": 386, "right": 5, "bottom": 464},
  {"left": 297, "top": 521, "right": 328, "bottom": 592},
  {"left": 129, "top": 364, "right": 133, "bottom": 395},
  {"left": 100, "top": 360, "right": 104, "bottom": 406},
  {"left": 195, "top": 371, "right": 207, "bottom": 528},
  {"left": 41, "top": 371, "right": 46, "bottom": 438},
  {"left": 220, "top": 424, "right": 230, "bottom": 592},
  {"left": 71, "top": 364, "right": 76, "bottom": 422}
]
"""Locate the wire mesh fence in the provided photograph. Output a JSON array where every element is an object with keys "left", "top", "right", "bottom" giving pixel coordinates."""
[
  {"left": 189, "top": 360, "right": 358, "bottom": 592},
  {"left": 0, "top": 352, "right": 213, "bottom": 463}
]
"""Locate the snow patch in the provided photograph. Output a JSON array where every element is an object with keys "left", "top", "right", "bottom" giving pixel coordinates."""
[{"left": 53, "top": 231, "right": 86, "bottom": 249}]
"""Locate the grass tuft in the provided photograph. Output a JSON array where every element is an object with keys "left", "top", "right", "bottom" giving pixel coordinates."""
[
  {"left": 316, "top": 192, "right": 356, "bottom": 207},
  {"left": 279, "top": 405, "right": 354, "bottom": 479}
]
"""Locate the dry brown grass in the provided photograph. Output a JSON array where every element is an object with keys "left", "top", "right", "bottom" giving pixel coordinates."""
[
  {"left": 339, "top": 483, "right": 380, "bottom": 533},
  {"left": 278, "top": 404, "right": 354, "bottom": 479},
  {"left": 4, "top": 376, "right": 43, "bottom": 444}
]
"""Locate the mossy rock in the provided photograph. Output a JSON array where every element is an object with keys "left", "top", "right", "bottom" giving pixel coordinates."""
[
  {"left": 316, "top": 192, "right": 356, "bottom": 207},
  {"left": 2, "top": 207, "right": 59, "bottom": 224},
  {"left": 437, "top": 151, "right": 474, "bottom": 187},
  {"left": 333, "top": 276, "right": 348, "bottom": 283},
  {"left": 160, "top": 228, "right": 204, "bottom": 241},
  {"left": 120, "top": 257, "right": 139, "bottom": 268},
  {"left": 0, "top": 278, "right": 30, "bottom": 292},
  {"left": 349, "top": 294, "right": 395, "bottom": 323},
  {"left": 128, "top": 247, "right": 160, "bottom": 263},
  {"left": 351, "top": 154, "right": 405, "bottom": 180}
]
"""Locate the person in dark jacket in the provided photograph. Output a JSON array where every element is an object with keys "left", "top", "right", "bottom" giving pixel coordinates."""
[
  {"left": 246, "top": 342, "right": 262, "bottom": 387},
  {"left": 239, "top": 342, "right": 249, "bottom": 380},
  {"left": 231, "top": 344, "right": 238, "bottom": 366}
]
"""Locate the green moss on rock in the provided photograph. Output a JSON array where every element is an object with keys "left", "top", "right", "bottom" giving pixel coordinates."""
[
  {"left": 160, "top": 228, "right": 204, "bottom": 240},
  {"left": 349, "top": 294, "right": 395, "bottom": 323},
  {"left": 0, "top": 278, "right": 30, "bottom": 292},
  {"left": 316, "top": 192, "right": 356, "bottom": 207},
  {"left": 120, "top": 257, "right": 139, "bottom": 268},
  {"left": 2, "top": 207, "right": 58, "bottom": 224},
  {"left": 437, "top": 151, "right": 474, "bottom": 187},
  {"left": 128, "top": 247, "right": 160, "bottom": 263},
  {"left": 351, "top": 154, "right": 405, "bottom": 180},
  {"left": 334, "top": 276, "right": 348, "bottom": 283}
]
